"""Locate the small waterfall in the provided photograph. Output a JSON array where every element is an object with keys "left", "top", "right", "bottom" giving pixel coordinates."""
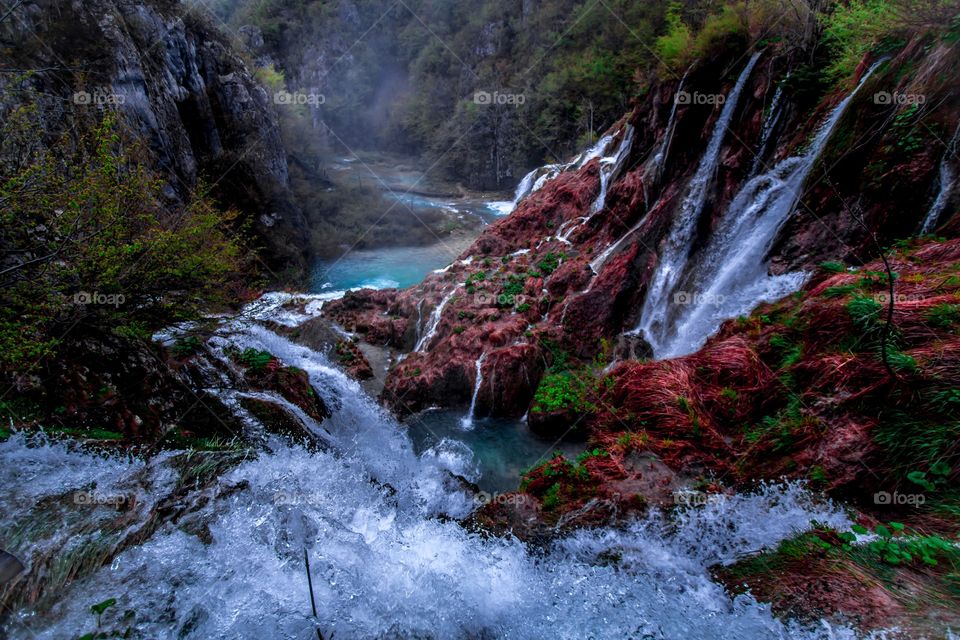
[
  {"left": 635, "top": 52, "right": 762, "bottom": 348},
  {"left": 414, "top": 299, "right": 425, "bottom": 346},
  {"left": 591, "top": 125, "right": 636, "bottom": 214},
  {"left": 920, "top": 124, "right": 960, "bottom": 234},
  {"left": 415, "top": 287, "right": 459, "bottom": 352},
  {"left": 649, "top": 59, "right": 886, "bottom": 359},
  {"left": 460, "top": 352, "right": 488, "bottom": 430},
  {"left": 750, "top": 77, "right": 787, "bottom": 176},
  {"left": 512, "top": 167, "right": 543, "bottom": 204},
  {"left": 650, "top": 69, "right": 689, "bottom": 188},
  {"left": 509, "top": 132, "right": 619, "bottom": 212}
]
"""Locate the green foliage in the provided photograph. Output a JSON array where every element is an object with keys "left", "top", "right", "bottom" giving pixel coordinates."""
[
  {"left": 926, "top": 304, "right": 960, "bottom": 329},
  {"left": 655, "top": 2, "right": 694, "bottom": 69},
  {"left": 842, "top": 522, "right": 959, "bottom": 567},
  {"left": 822, "top": 0, "right": 958, "bottom": 80},
  {"left": 236, "top": 348, "right": 274, "bottom": 373},
  {"left": 823, "top": 284, "right": 859, "bottom": 298},
  {"left": 542, "top": 482, "right": 562, "bottom": 510},
  {"left": 536, "top": 253, "right": 561, "bottom": 276},
  {"left": 531, "top": 372, "right": 594, "bottom": 415},
  {"left": 820, "top": 261, "right": 847, "bottom": 273},
  {"left": 501, "top": 275, "right": 526, "bottom": 301},
  {"left": 0, "top": 110, "right": 246, "bottom": 372},
  {"left": 847, "top": 295, "right": 884, "bottom": 333},
  {"left": 171, "top": 336, "right": 202, "bottom": 357}
]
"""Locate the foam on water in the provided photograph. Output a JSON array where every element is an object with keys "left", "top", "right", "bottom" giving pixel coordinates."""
[{"left": 2, "top": 293, "right": 871, "bottom": 639}]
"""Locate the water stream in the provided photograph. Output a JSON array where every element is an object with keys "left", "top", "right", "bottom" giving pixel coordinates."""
[
  {"left": 920, "top": 123, "right": 960, "bottom": 235},
  {"left": 639, "top": 59, "right": 885, "bottom": 359},
  {"left": 635, "top": 53, "right": 762, "bottom": 351},
  {"left": 460, "top": 353, "right": 488, "bottom": 430}
]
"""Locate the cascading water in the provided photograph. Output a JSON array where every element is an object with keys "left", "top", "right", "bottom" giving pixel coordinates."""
[
  {"left": 750, "top": 78, "right": 788, "bottom": 176},
  {"left": 920, "top": 123, "right": 960, "bottom": 234},
  {"left": 508, "top": 132, "right": 620, "bottom": 214},
  {"left": 414, "top": 287, "right": 460, "bottom": 352},
  {"left": 591, "top": 126, "right": 636, "bottom": 215},
  {"left": 1, "top": 393, "right": 856, "bottom": 640},
  {"left": 647, "top": 60, "right": 887, "bottom": 359},
  {"left": 555, "top": 128, "right": 637, "bottom": 246},
  {"left": 460, "top": 353, "right": 488, "bottom": 430},
  {"left": 635, "top": 52, "right": 762, "bottom": 350},
  {"left": 650, "top": 69, "right": 689, "bottom": 189}
]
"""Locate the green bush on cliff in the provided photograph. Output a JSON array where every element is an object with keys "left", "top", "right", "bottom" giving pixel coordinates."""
[
  {"left": 822, "top": 0, "right": 959, "bottom": 79},
  {"left": 0, "top": 108, "right": 247, "bottom": 371}
]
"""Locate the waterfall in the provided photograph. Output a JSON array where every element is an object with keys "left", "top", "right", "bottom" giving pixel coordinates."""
[
  {"left": 920, "top": 124, "right": 960, "bottom": 234},
  {"left": 650, "top": 69, "right": 689, "bottom": 188},
  {"left": 591, "top": 125, "right": 636, "bottom": 214},
  {"left": 750, "top": 78, "right": 787, "bottom": 176},
  {"left": 553, "top": 127, "right": 637, "bottom": 246},
  {"left": 648, "top": 59, "right": 887, "bottom": 359},
  {"left": 415, "top": 287, "right": 459, "bottom": 352},
  {"left": 460, "top": 352, "right": 488, "bottom": 429},
  {"left": 508, "top": 132, "right": 620, "bottom": 213},
  {"left": 635, "top": 52, "right": 762, "bottom": 349},
  {"left": 414, "top": 298, "right": 425, "bottom": 346}
]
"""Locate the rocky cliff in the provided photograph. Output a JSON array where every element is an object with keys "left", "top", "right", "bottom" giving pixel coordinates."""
[
  {"left": 327, "top": 40, "right": 960, "bottom": 420},
  {"left": 0, "top": 0, "right": 309, "bottom": 276}
]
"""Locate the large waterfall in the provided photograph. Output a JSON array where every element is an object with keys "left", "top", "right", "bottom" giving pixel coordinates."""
[
  {"left": 1, "top": 291, "right": 860, "bottom": 639},
  {"left": 639, "top": 59, "right": 886, "bottom": 359}
]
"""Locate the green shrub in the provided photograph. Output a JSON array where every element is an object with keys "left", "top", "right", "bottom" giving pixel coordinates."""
[
  {"left": 536, "top": 253, "right": 561, "bottom": 276},
  {"left": 0, "top": 111, "right": 245, "bottom": 372},
  {"left": 927, "top": 304, "right": 960, "bottom": 329}
]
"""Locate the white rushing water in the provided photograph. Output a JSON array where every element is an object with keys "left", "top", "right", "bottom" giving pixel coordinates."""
[
  {"left": 920, "top": 123, "right": 960, "bottom": 235},
  {"left": 460, "top": 352, "right": 488, "bottom": 430},
  {"left": 1, "top": 291, "right": 868, "bottom": 639},
  {"left": 639, "top": 59, "right": 885, "bottom": 359},
  {"left": 750, "top": 78, "right": 788, "bottom": 177},
  {"left": 2, "top": 441, "right": 856, "bottom": 639},
  {"left": 414, "top": 287, "right": 460, "bottom": 352},
  {"left": 635, "top": 52, "right": 762, "bottom": 351},
  {"left": 509, "top": 131, "right": 622, "bottom": 214}
]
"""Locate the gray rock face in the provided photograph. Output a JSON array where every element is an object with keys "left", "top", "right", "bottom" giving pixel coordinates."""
[{"left": 1, "top": 0, "right": 309, "bottom": 278}]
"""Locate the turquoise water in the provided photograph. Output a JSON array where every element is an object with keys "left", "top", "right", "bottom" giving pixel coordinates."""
[
  {"left": 311, "top": 239, "right": 472, "bottom": 291},
  {"left": 406, "top": 409, "right": 584, "bottom": 493},
  {"left": 312, "top": 153, "right": 513, "bottom": 292}
]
